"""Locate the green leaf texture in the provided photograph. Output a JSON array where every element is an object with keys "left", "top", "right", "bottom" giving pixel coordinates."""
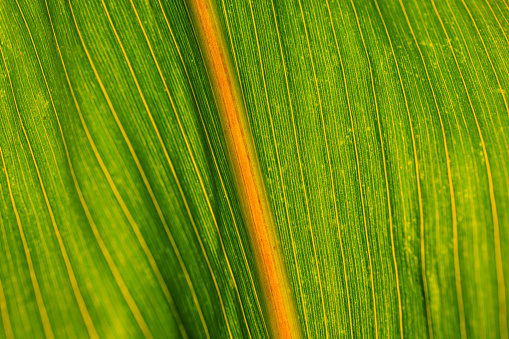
[{"left": 1, "top": 0, "right": 508, "bottom": 338}]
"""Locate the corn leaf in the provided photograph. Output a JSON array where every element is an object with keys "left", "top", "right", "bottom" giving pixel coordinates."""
[{"left": 0, "top": 0, "right": 508, "bottom": 338}]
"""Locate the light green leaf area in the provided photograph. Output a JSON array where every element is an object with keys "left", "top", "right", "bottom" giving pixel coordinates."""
[{"left": 0, "top": 0, "right": 508, "bottom": 338}]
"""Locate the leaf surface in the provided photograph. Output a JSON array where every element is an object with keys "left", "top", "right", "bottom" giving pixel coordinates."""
[{"left": 0, "top": 0, "right": 508, "bottom": 338}]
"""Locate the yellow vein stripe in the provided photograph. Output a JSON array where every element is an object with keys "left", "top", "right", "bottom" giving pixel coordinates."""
[
  {"left": 399, "top": 2, "right": 462, "bottom": 338},
  {"left": 457, "top": 2, "right": 509, "bottom": 176},
  {"left": 350, "top": 2, "right": 402, "bottom": 338},
  {"left": 42, "top": 3, "right": 155, "bottom": 338},
  {"left": 66, "top": 2, "right": 188, "bottom": 337},
  {"left": 269, "top": 1, "right": 312, "bottom": 337},
  {"left": 14, "top": 0, "right": 140, "bottom": 336},
  {"left": 0, "top": 101, "right": 37, "bottom": 337},
  {"left": 438, "top": 2, "right": 485, "bottom": 330},
  {"left": 0, "top": 186, "right": 14, "bottom": 339},
  {"left": 457, "top": 0, "right": 509, "bottom": 130},
  {"left": 9, "top": 22, "right": 113, "bottom": 337},
  {"left": 445, "top": 4, "right": 505, "bottom": 336},
  {"left": 10, "top": 8, "right": 69, "bottom": 208},
  {"left": 439, "top": 3, "right": 508, "bottom": 338},
  {"left": 97, "top": 3, "right": 212, "bottom": 337},
  {"left": 246, "top": 2, "right": 304, "bottom": 338},
  {"left": 3, "top": 4, "right": 59, "bottom": 303},
  {"left": 12, "top": 5, "right": 102, "bottom": 338},
  {"left": 0, "top": 180, "right": 20, "bottom": 339},
  {"left": 295, "top": 2, "right": 331, "bottom": 336},
  {"left": 0, "top": 278, "right": 14, "bottom": 339},
  {"left": 456, "top": 3, "right": 509, "bottom": 337},
  {"left": 158, "top": 2, "right": 270, "bottom": 336},
  {"left": 412, "top": 5, "right": 472, "bottom": 339},
  {"left": 372, "top": 2, "right": 426, "bottom": 338},
  {"left": 304, "top": 2, "right": 354, "bottom": 336},
  {"left": 336, "top": 1, "right": 379, "bottom": 337},
  {"left": 324, "top": 3, "right": 355, "bottom": 338},
  {"left": 469, "top": 0, "right": 509, "bottom": 75},
  {"left": 217, "top": 0, "right": 254, "bottom": 131},
  {"left": 1, "top": 40, "right": 99, "bottom": 339},
  {"left": 502, "top": 0, "right": 509, "bottom": 17},
  {"left": 483, "top": 0, "right": 509, "bottom": 47},
  {"left": 450, "top": 0, "right": 509, "bottom": 222},
  {"left": 123, "top": 2, "right": 249, "bottom": 336},
  {"left": 332, "top": 2, "right": 375, "bottom": 335},
  {"left": 10, "top": 3, "right": 100, "bottom": 335},
  {"left": 411, "top": 64, "right": 439, "bottom": 339},
  {"left": 429, "top": 5, "right": 475, "bottom": 339},
  {"left": 0, "top": 142, "right": 54, "bottom": 339},
  {"left": 354, "top": 4, "right": 403, "bottom": 338},
  {"left": 188, "top": 0, "right": 301, "bottom": 337}
]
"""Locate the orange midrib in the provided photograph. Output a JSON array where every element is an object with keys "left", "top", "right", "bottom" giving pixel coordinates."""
[{"left": 188, "top": 1, "right": 301, "bottom": 338}]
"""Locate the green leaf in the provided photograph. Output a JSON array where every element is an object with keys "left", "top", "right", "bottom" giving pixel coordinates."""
[{"left": 1, "top": 0, "right": 508, "bottom": 338}]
